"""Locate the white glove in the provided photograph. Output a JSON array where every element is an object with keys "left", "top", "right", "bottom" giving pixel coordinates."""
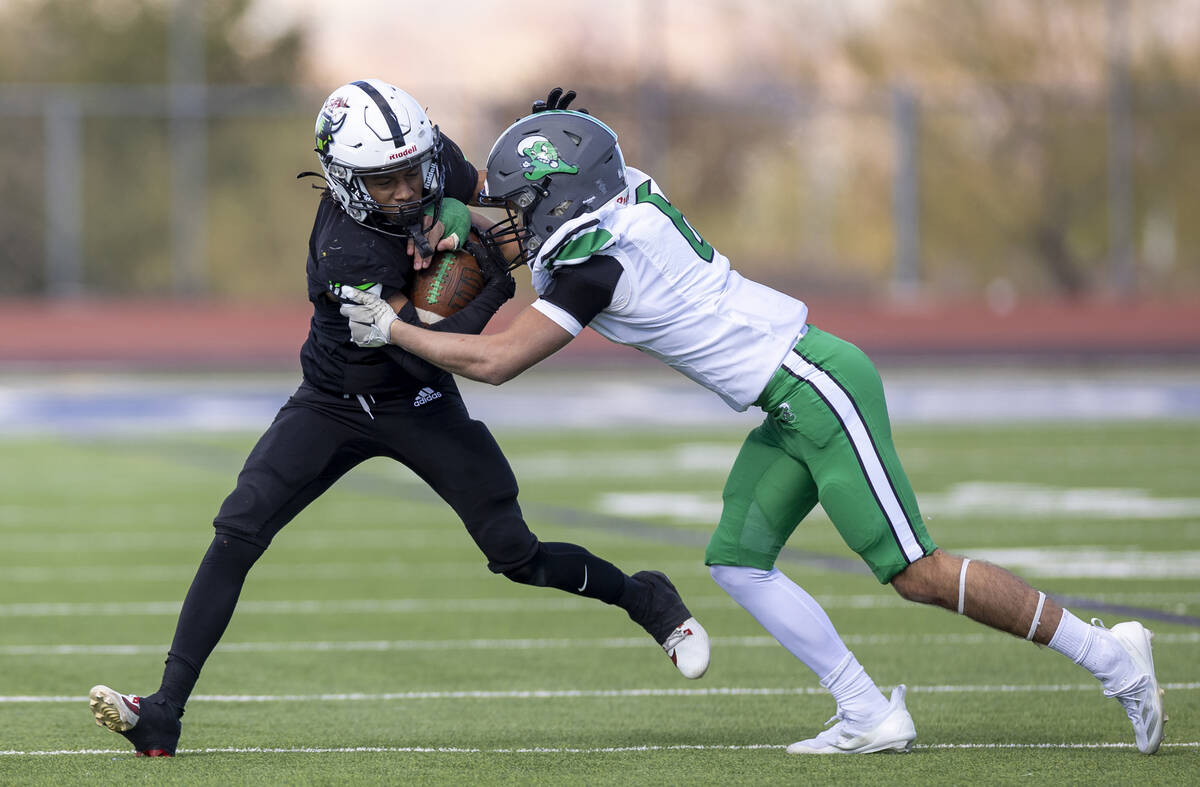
[{"left": 339, "top": 284, "right": 398, "bottom": 348}]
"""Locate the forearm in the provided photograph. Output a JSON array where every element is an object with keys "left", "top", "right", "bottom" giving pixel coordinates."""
[
  {"left": 388, "top": 320, "right": 512, "bottom": 384},
  {"left": 342, "top": 288, "right": 572, "bottom": 382}
]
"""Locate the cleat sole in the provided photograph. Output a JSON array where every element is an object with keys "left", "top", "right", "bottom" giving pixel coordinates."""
[{"left": 89, "top": 686, "right": 136, "bottom": 732}]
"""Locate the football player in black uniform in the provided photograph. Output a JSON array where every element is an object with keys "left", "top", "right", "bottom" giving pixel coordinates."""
[{"left": 87, "top": 81, "right": 709, "bottom": 757}]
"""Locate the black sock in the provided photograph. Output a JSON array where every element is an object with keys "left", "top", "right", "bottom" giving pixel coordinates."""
[
  {"left": 156, "top": 533, "right": 265, "bottom": 709},
  {"left": 513, "top": 541, "right": 633, "bottom": 605}
]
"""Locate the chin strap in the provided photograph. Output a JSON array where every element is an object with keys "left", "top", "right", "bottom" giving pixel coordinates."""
[{"left": 406, "top": 223, "right": 433, "bottom": 257}]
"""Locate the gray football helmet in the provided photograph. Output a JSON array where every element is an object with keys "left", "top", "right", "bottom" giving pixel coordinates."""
[{"left": 479, "top": 110, "right": 626, "bottom": 266}]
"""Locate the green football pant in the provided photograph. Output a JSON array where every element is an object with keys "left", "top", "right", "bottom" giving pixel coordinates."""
[{"left": 705, "top": 326, "right": 936, "bottom": 583}]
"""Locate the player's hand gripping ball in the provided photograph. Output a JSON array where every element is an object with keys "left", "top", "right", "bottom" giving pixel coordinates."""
[{"left": 407, "top": 246, "right": 484, "bottom": 324}]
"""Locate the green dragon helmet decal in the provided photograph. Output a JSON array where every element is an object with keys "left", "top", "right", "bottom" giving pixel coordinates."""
[
  {"left": 518, "top": 135, "right": 579, "bottom": 181},
  {"left": 315, "top": 108, "right": 345, "bottom": 155}
]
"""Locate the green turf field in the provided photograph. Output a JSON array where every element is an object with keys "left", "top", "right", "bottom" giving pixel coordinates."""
[{"left": 1, "top": 421, "right": 1197, "bottom": 783}]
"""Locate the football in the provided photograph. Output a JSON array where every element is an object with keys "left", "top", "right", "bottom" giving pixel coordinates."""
[{"left": 408, "top": 246, "right": 485, "bottom": 324}]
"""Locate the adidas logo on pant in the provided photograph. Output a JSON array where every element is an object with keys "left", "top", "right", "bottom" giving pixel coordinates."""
[{"left": 413, "top": 387, "right": 442, "bottom": 407}]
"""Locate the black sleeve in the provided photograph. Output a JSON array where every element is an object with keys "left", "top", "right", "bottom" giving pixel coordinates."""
[
  {"left": 440, "top": 135, "right": 480, "bottom": 204},
  {"left": 425, "top": 281, "right": 510, "bottom": 335},
  {"left": 540, "top": 255, "right": 623, "bottom": 327},
  {"left": 379, "top": 312, "right": 445, "bottom": 383},
  {"left": 378, "top": 281, "right": 508, "bottom": 380}
]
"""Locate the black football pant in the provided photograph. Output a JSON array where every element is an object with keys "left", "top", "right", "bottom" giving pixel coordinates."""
[{"left": 155, "top": 379, "right": 639, "bottom": 709}]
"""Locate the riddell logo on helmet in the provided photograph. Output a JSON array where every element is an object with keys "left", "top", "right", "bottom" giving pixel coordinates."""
[{"left": 389, "top": 144, "right": 418, "bottom": 161}]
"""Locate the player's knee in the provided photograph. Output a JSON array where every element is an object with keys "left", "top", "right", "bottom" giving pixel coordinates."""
[
  {"left": 501, "top": 547, "right": 547, "bottom": 587},
  {"left": 710, "top": 563, "right": 771, "bottom": 592},
  {"left": 891, "top": 550, "right": 954, "bottom": 606},
  {"left": 204, "top": 531, "right": 267, "bottom": 570}
]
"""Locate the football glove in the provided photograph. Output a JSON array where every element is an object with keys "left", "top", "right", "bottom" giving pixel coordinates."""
[
  {"left": 425, "top": 197, "right": 470, "bottom": 251},
  {"left": 465, "top": 240, "right": 515, "bottom": 301},
  {"left": 531, "top": 87, "right": 587, "bottom": 115},
  {"left": 339, "top": 285, "right": 398, "bottom": 347}
]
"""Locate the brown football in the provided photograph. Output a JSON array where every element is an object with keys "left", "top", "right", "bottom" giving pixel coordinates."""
[{"left": 408, "top": 246, "right": 484, "bottom": 323}]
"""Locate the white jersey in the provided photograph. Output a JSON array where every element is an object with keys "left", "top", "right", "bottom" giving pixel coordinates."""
[{"left": 529, "top": 167, "right": 808, "bottom": 411}]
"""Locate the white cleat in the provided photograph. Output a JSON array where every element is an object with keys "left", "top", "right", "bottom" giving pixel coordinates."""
[
  {"left": 662, "top": 616, "right": 710, "bottom": 679},
  {"left": 1099, "top": 620, "right": 1166, "bottom": 755},
  {"left": 786, "top": 685, "right": 916, "bottom": 755},
  {"left": 89, "top": 684, "right": 142, "bottom": 733}
]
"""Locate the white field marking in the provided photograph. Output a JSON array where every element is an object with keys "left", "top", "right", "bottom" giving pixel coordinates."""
[
  {"left": 958, "top": 547, "right": 1200, "bottom": 579},
  {"left": 4, "top": 588, "right": 1198, "bottom": 618},
  {"left": 921, "top": 482, "right": 1200, "bottom": 519},
  {"left": 1, "top": 559, "right": 708, "bottom": 584},
  {"left": 2, "top": 742, "right": 1198, "bottom": 757},
  {"left": 507, "top": 443, "right": 741, "bottom": 480},
  {"left": 598, "top": 483, "right": 1200, "bottom": 525},
  {"left": 0, "top": 528, "right": 449, "bottom": 553},
  {"left": 599, "top": 492, "right": 724, "bottom": 523},
  {"left": 7, "top": 683, "right": 1200, "bottom": 704},
  {"left": 0, "top": 594, "right": 920, "bottom": 618},
  {"left": 4, "top": 631, "right": 1199, "bottom": 658},
  {"left": 0, "top": 502, "right": 181, "bottom": 527}
]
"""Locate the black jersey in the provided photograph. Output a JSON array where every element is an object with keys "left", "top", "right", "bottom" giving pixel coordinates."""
[{"left": 300, "top": 136, "right": 480, "bottom": 395}]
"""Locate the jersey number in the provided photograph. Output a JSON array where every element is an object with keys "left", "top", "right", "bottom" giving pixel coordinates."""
[{"left": 634, "top": 181, "right": 714, "bottom": 262}]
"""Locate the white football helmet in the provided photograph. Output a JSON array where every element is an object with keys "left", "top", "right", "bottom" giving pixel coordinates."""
[{"left": 314, "top": 78, "right": 444, "bottom": 232}]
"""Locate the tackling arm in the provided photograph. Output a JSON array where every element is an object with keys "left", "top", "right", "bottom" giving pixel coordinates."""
[
  {"left": 389, "top": 304, "right": 573, "bottom": 385},
  {"left": 340, "top": 285, "right": 572, "bottom": 385}
]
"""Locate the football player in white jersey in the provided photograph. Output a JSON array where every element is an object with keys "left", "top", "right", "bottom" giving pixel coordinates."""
[{"left": 339, "top": 103, "right": 1165, "bottom": 755}]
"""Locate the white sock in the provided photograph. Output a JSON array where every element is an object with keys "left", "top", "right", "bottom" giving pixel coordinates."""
[
  {"left": 710, "top": 565, "right": 850, "bottom": 677},
  {"left": 709, "top": 564, "right": 889, "bottom": 723},
  {"left": 820, "top": 652, "right": 891, "bottom": 728},
  {"left": 1047, "top": 609, "right": 1131, "bottom": 691}
]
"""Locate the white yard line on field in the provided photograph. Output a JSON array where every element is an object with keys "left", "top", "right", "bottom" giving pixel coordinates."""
[
  {"left": 0, "top": 594, "right": 897, "bottom": 617},
  {"left": 4, "top": 589, "right": 1199, "bottom": 618},
  {"left": 2, "top": 631, "right": 1198, "bottom": 657},
  {"left": 0, "top": 529, "right": 449, "bottom": 553},
  {"left": 0, "top": 559, "right": 707, "bottom": 583},
  {"left": 5, "top": 683, "right": 1199, "bottom": 704},
  {"left": 2, "top": 591, "right": 1197, "bottom": 618},
  {"left": 1, "top": 742, "right": 1198, "bottom": 757}
]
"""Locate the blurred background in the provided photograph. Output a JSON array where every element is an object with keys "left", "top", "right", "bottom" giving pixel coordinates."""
[{"left": 0, "top": 0, "right": 1197, "bottom": 376}]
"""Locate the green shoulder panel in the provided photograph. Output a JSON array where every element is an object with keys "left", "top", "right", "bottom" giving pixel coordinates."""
[{"left": 545, "top": 228, "right": 614, "bottom": 269}]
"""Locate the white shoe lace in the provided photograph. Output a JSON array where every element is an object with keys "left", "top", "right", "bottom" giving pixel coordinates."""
[
  {"left": 662, "top": 627, "right": 690, "bottom": 651},
  {"left": 811, "top": 713, "right": 850, "bottom": 745}
]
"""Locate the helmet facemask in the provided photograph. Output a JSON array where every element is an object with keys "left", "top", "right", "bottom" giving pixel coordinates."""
[{"left": 478, "top": 178, "right": 549, "bottom": 268}]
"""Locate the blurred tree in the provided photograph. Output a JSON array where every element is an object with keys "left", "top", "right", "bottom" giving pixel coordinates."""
[
  {"left": 841, "top": 0, "right": 1200, "bottom": 297},
  {"left": 0, "top": 0, "right": 303, "bottom": 84},
  {"left": 0, "top": 0, "right": 307, "bottom": 296}
]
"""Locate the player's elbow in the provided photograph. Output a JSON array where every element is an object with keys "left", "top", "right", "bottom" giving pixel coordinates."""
[
  {"left": 470, "top": 349, "right": 530, "bottom": 386},
  {"left": 477, "top": 360, "right": 521, "bottom": 386}
]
